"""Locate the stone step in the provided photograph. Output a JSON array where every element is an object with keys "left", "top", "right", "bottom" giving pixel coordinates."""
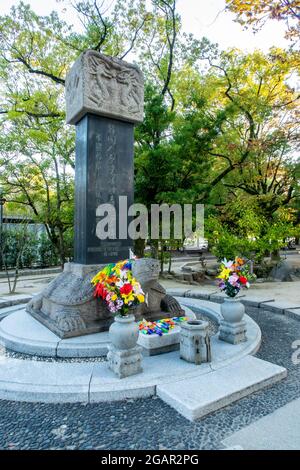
[
  {"left": 157, "top": 356, "right": 287, "bottom": 421},
  {"left": 0, "top": 303, "right": 28, "bottom": 320},
  {"left": 0, "top": 294, "right": 32, "bottom": 311}
]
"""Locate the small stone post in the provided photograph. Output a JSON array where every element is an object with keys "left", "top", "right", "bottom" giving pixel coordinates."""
[
  {"left": 219, "top": 320, "right": 247, "bottom": 345},
  {"left": 180, "top": 320, "right": 211, "bottom": 364},
  {"left": 107, "top": 344, "right": 143, "bottom": 379}
]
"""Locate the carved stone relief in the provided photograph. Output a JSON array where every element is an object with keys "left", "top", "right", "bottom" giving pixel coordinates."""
[{"left": 66, "top": 50, "right": 144, "bottom": 125}]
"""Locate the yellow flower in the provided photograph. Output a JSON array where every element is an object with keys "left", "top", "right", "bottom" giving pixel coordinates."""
[
  {"left": 111, "top": 294, "right": 117, "bottom": 301},
  {"left": 91, "top": 271, "right": 105, "bottom": 285},
  {"left": 218, "top": 268, "right": 231, "bottom": 280},
  {"left": 137, "top": 294, "right": 145, "bottom": 303},
  {"left": 122, "top": 293, "right": 135, "bottom": 304}
]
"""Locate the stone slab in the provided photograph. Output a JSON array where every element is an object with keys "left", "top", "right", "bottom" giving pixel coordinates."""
[
  {"left": 184, "top": 291, "right": 210, "bottom": 300},
  {"left": 137, "top": 305, "right": 196, "bottom": 356},
  {"left": 241, "top": 299, "right": 261, "bottom": 308},
  {"left": 261, "top": 303, "right": 284, "bottom": 314},
  {"left": 0, "top": 294, "right": 32, "bottom": 303},
  {"left": 89, "top": 351, "right": 212, "bottom": 403},
  {"left": 208, "top": 294, "right": 225, "bottom": 304},
  {"left": 0, "top": 303, "right": 27, "bottom": 320},
  {"left": 0, "top": 295, "right": 32, "bottom": 309},
  {"left": 0, "top": 305, "right": 273, "bottom": 407},
  {"left": 138, "top": 326, "right": 181, "bottom": 356},
  {"left": 57, "top": 331, "right": 110, "bottom": 358},
  {"left": 284, "top": 308, "right": 300, "bottom": 321},
  {"left": 0, "top": 357, "right": 93, "bottom": 402},
  {"left": 222, "top": 396, "right": 300, "bottom": 450},
  {"left": 0, "top": 309, "right": 59, "bottom": 356},
  {"left": 165, "top": 288, "right": 190, "bottom": 297},
  {"left": 0, "top": 303, "right": 195, "bottom": 359},
  {"left": 175, "top": 297, "right": 223, "bottom": 323},
  {"left": 157, "top": 356, "right": 287, "bottom": 421}
]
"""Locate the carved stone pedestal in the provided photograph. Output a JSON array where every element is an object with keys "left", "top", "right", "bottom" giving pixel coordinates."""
[
  {"left": 107, "top": 345, "right": 143, "bottom": 379},
  {"left": 26, "top": 262, "right": 109, "bottom": 339},
  {"left": 219, "top": 320, "right": 247, "bottom": 345},
  {"left": 26, "top": 258, "right": 185, "bottom": 339}
]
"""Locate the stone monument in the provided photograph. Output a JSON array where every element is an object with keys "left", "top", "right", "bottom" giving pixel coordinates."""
[{"left": 26, "top": 50, "right": 184, "bottom": 338}]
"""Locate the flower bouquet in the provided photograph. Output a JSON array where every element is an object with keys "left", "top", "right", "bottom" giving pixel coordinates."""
[
  {"left": 216, "top": 257, "right": 252, "bottom": 298},
  {"left": 91, "top": 259, "right": 145, "bottom": 316}
]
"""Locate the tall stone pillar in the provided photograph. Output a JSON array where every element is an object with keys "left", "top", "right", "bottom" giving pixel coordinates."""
[
  {"left": 65, "top": 50, "right": 144, "bottom": 265},
  {"left": 26, "top": 51, "right": 184, "bottom": 339}
]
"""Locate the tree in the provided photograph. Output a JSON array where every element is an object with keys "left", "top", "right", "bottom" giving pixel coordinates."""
[
  {"left": 183, "top": 48, "right": 299, "bottom": 207},
  {"left": 0, "top": 219, "right": 32, "bottom": 293},
  {"left": 226, "top": 0, "right": 300, "bottom": 46},
  {"left": 0, "top": 0, "right": 185, "bottom": 262},
  {"left": 0, "top": 116, "right": 75, "bottom": 266},
  {"left": 0, "top": 1, "right": 299, "bottom": 268},
  {"left": 166, "top": 46, "right": 300, "bottom": 261}
]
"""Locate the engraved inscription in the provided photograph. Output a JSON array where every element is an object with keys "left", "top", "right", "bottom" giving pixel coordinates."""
[
  {"left": 95, "top": 133, "right": 103, "bottom": 207},
  {"left": 107, "top": 124, "right": 117, "bottom": 205}
]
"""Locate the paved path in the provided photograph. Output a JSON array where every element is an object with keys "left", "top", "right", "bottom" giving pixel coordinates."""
[
  {"left": 0, "top": 301, "right": 299, "bottom": 449},
  {"left": 0, "top": 273, "right": 58, "bottom": 297},
  {"left": 162, "top": 278, "right": 300, "bottom": 305},
  {"left": 222, "top": 397, "right": 300, "bottom": 450}
]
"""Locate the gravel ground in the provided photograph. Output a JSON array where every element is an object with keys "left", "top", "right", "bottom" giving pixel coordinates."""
[
  {"left": 0, "top": 346, "right": 107, "bottom": 363},
  {"left": 0, "top": 308, "right": 299, "bottom": 450}
]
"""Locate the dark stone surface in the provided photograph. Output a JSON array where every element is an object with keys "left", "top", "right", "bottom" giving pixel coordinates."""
[
  {"left": 74, "top": 114, "right": 134, "bottom": 264},
  {"left": 0, "top": 307, "right": 300, "bottom": 449}
]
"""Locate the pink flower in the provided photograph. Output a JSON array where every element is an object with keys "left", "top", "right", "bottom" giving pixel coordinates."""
[
  {"left": 228, "top": 274, "right": 239, "bottom": 286},
  {"left": 108, "top": 301, "right": 117, "bottom": 313},
  {"left": 222, "top": 258, "right": 234, "bottom": 269}
]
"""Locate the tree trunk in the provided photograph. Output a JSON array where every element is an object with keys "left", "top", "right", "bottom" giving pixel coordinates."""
[
  {"left": 134, "top": 238, "right": 146, "bottom": 258},
  {"left": 168, "top": 252, "right": 172, "bottom": 274},
  {"left": 150, "top": 240, "right": 159, "bottom": 259},
  {"left": 271, "top": 249, "right": 281, "bottom": 262},
  {"left": 160, "top": 247, "right": 164, "bottom": 274}
]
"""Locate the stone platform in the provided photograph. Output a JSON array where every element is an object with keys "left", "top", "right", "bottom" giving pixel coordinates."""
[
  {"left": 0, "top": 298, "right": 287, "bottom": 421},
  {"left": 0, "top": 305, "right": 195, "bottom": 358},
  {"left": 0, "top": 298, "right": 272, "bottom": 405}
]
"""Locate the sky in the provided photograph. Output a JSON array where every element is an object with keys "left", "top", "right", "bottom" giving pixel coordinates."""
[{"left": 0, "top": 0, "right": 289, "bottom": 52}]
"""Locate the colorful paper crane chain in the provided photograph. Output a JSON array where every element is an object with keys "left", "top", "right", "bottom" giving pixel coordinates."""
[{"left": 138, "top": 316, "right": 187, "bottom": 336}]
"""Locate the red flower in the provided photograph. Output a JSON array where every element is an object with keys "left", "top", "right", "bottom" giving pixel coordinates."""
[
  {"left": 239, "top": 276, "right": 248, "bottom": 285},
  {"left": 120, "top": 283, "right": 133, "bottom": 295},
  {"left": 94, "top": 283, "right": 108, "bottom": 299}
]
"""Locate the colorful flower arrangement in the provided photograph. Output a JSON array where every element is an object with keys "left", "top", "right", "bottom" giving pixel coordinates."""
[
  {"left": 139, "top": 317, "right": 188, "bottom": 336},
  {"left": 91, "top": 259, "right": 145, "bottom": 316},
  {"left": 216, "top": 257, "right": 252, "bottom": 298}
]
